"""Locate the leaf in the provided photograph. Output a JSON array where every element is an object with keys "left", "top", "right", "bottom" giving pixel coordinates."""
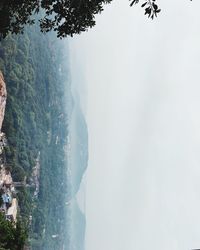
[
  {"left": 141, "top": 2, "right": 147, "bottom": 8},
  {"left": 152, "top": 3, "right": 158, "bottom": 10},
  {"left": 144, "top": 6, "right": 151, "bottom": 15},
  {"left": 130, "top": 0, "right": 139, "bottom": 6}
]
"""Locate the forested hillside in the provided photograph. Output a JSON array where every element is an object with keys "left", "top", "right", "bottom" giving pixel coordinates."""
[{"left": 0, "top": 25, "right": 72, "bottom": 249}]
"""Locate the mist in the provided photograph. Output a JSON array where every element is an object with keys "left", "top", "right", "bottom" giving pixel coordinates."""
[{"left": 69, "top": 0, "right": 200, "bottom": 249}]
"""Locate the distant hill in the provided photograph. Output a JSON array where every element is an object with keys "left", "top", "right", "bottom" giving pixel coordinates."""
[
  {"left": 69, "top": 98, "right": 88, "bottom": 197},
  {"left": 69, "top": 198, "right": 86, "bottom": 250}
]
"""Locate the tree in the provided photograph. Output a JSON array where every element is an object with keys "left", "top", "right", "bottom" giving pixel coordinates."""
[
  {"left": 0, "top": 0, "right": 160, "bottom": 39},
  {"left": 12, "top": 165, "right": 26, "bottom": 182},
  {"left": 0, "top": 212, "right": 28, "bottom": 250}
]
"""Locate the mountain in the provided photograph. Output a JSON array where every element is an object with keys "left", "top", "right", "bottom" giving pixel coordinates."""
[
  {"left": 69, "top": 104, "right": 88, "bottom": 197},
  {"left": 71, "top": 199, "right": 86, "bottom": 250}
]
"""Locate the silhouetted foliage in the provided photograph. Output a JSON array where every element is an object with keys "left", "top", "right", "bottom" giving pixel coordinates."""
[
  {"left": 0, "top": 0, "right": 112, "bottom": 39},
  {"left": 130, "top": 0, "right": 161, "bottom": 19},
  {"left": 0, "top": 0, "right": 162, "bottom": 39}
]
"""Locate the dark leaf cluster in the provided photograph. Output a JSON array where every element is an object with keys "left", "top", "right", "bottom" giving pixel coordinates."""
[
  {"left": 130, "top": 0, "right": 161, "bottom": 19},
  {"left": 0, "top": 0, "right": 112, "bottom": 39}
]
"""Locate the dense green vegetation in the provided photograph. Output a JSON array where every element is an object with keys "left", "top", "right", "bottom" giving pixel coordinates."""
[
  {"left": 0, "top": 25, "right": 72, "bottom": 249},
  {"left": 0, "top": 212, "right": 27, "bottom": 250}
]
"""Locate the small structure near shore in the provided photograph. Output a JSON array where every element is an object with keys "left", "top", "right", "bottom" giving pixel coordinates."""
[
  {"left": 6, "top": 198, "right": 18, "bottom": 223},
  {"left": 0, "top": 165, "right": 18, "bottom": 223}
]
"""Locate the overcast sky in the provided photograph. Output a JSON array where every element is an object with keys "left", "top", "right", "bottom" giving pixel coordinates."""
[{"left": 70, "top": 1, "right": 200, "bottom": 249}]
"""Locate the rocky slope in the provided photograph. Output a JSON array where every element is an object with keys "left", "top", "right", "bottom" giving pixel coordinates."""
[{"left": 0, "top": 72, "right": 6, "bottom": 131}]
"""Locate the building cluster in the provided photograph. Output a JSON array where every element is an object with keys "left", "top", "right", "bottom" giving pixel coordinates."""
[{"left": 0, "top": 165, "right": 18, "bottom": 223}]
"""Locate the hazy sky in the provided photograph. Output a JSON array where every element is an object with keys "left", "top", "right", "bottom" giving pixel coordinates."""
[{"left": 70, "top": 1, "right": 200, "bottom": 249}]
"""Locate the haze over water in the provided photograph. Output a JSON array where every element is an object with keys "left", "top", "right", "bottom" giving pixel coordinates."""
[{"left": 70, "top": 1, "right": 200, "bottom": 249}]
